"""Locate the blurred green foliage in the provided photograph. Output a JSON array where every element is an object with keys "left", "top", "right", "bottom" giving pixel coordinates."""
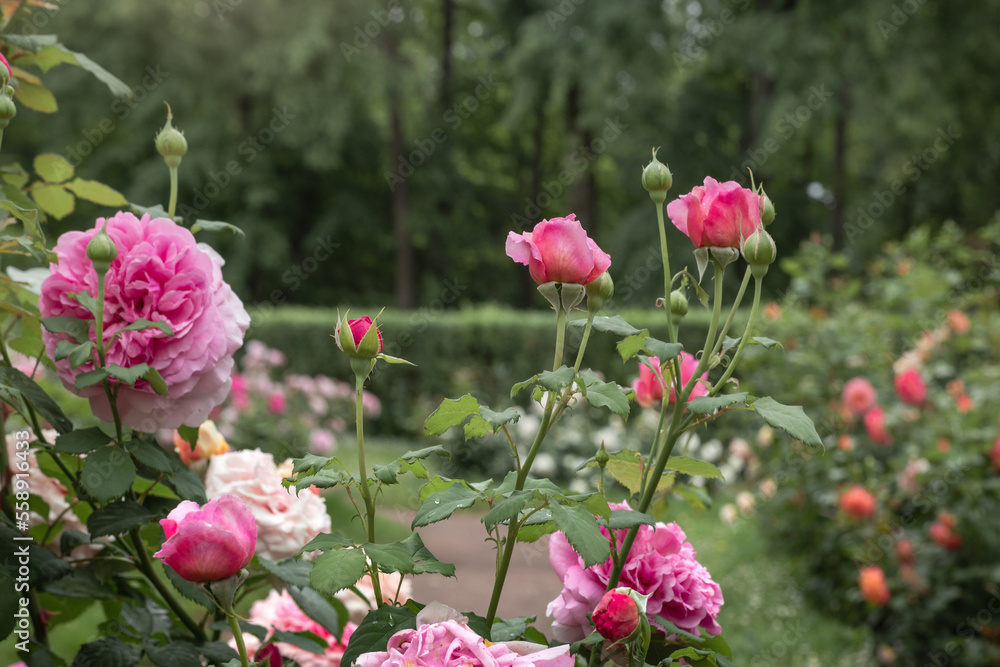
[{"left": 4, "top": 0, "right": 999, "bottom": 312}]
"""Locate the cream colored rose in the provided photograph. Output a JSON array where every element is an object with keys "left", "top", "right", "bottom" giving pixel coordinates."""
[{"left": 205, "top": 449, "right": 330, "bottom": 560}]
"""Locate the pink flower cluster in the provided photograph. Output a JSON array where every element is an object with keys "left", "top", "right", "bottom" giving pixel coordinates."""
[
  {"left": 357, "top": 603, "right": 573, "bottom": 667},
  {"left": 240, "top": 589, "right": 356, "bottom": 667},
  {"left": 39, "top": 212, "right": 249, "bottom": 431},
  {"left": 205, "top": 449, "right": 331, "bottom": 560},
  {"left": 546, "top": 503, "right": 723, "bottom": 643}
]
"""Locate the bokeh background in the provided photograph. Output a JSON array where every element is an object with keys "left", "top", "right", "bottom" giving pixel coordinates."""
[{"left": 9, "top": 0, "right": 999, "bottom": 313}]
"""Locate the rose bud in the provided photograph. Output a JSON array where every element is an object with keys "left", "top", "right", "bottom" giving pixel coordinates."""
[
  {"left": 741, "top": 226, "right": 776, "bottom": 278},
  {"left": 156, "top": 103, "right": 188, "bottom": 168},
  {"left": 641, "top": 148, "right": 673, "bottom": 203},
  {"left": 86, "top": 223, "right": 118, "bottom": 276},
  {"left": 336, "top": 314, "right": 383, "bottom": 359},
  {"left": 592, "top": 589, "right": 640, "bottom": 642},
  {"left": 154, "top": 494, "right": 257, "bottom": 582}
]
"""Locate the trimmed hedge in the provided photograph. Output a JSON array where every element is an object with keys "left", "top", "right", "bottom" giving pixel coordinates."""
[{"left": 246, "top": 304, "right": 733, "bottom": 435}]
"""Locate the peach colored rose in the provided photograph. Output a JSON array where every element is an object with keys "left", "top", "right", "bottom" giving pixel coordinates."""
[
  {"left": 947, "top": 309, "right": 970, "bottom": 334},
  {"left": 205, "top": 450, "right": 330, "bottom": 560},
  {"left": 173, "top": 419, "right": 229, "bottom": 465},
  {"left": 859, "top": 566, "right": 890, "bottom": 606},
  {"left": 839, "top": 485, "right": 876, "bottom": 520}
]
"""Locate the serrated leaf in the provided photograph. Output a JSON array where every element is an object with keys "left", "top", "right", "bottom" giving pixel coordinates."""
[
  {"left": 537, "top": 366, "right": 575, "bottom": 391},
  {"left": 686, "top": 392, "right": 748, "bottom": 414},
  {"left": 722, "top": 335, "right": 782, "bottom": 353},
  {"left": 288, "top": 584, "right": 343, "bottom": 637},
  {"left": 363, "top": 541, "right": 415, "bottom": 573},
  {"left": 673, "top": 484, "right": 710, "bottom": 511},
  {"left": 14, "top": 80, "right": 58, "bottom": 113},
  {"left": 75, "top": 367, "right": 109, "bottom": 391},
  {"left": 272, "top": 629, "right": 328, "bottom": 655},
  {"left": 54, "top": 427, "right": 110, "bottom": 454},
  {"left": 197, "top": 642, "right": 239, "bottom": 665},
  {"left": 32, "top": 183, "right": 75, "bottom": 219},
  {"left": 34, "top": 153, "right": 75, "bottom": 184},
  {"left": 41, "top": 315, "right": 91, "bottom": 344},
  {"left": 340, "top": 604, "right": 418, "bottom": 667},
  {"left": 189, "top": 218, "right": 246, "bottom": 237},
  {"left": 71, "top": 51, "right": 132, "bottom": 96},
  {"left": 601, "top": 509, "right": 655, "bottom": 530},
  {"left": 162, "top": 564, "right": 215, "bottom": 610},
  {"left": 464, "top": 415, "right": 491, "bottom": 439},
  {"left": 310, "top": 548, "right": 369, "bottom": 597},
  {"left": 617, "top": 331, "right": 649, "bottom": 362},
  {"left": 569, "top": 315, "right": 643, "bottom": 336},
  {"left": 81, "top": 445, "right": 136, "bottom": 502},
  {"left": 548, "top": 502, "right": 609, "bottom": 567},
  {"left": 258, "top": 557, "right": 312, "bottom": 588},
  {"left": 165, "top": 467, "right": 206, "bottom": 504},
  {"left": 412, "top": 483, "right": 482, "bottom": 527},
  {"left": 479, "top": 406, "right": 520, "bottom": 432},
  {"left": 106, "top": 362, "right": 150, "bottom": 387},
  {"left": 116, "top": 318, "right": 175, "bottom": 337},
  {"left": 399, "top": 532, "right": 456, "bottom": 577},
  {"left": 581, "top": 379, "right": 631, "bottom": 418},
  {"left": 665, "top": 457, "right": 723, "bottom": 479},
  {"left": 0, "top": 366, "right": 73, "bottom": 433},
  {"left": 299, "top": 532, "right": 355, "bottom": 554},
  {"left": 481, "top": 490, "right": 533, "bottom": 531},
  {"left": 71, "top": 637, "right": 141, "bottom": 667},
  {"left": 125, "top": 438, "right": 175, "bottom": 473},
  {"left": 424, "top": 393, "right": 481, "bottom": 436},
  {"left": 603, "top": 451, "right": 644, "bottom": 495},
  {"left": 86, "top": 500, "right": 154, "bottom": 537},
  {"left": 144, "top": 640, "right": 202, "bottom": 667},
  {"left": 54, "top": 340, "right": 94, "bottom": 369},
  {"left": 751, "top": 396, "right": 823, "bottom": 447}
]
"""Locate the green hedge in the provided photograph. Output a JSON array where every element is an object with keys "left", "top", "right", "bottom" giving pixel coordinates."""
[{"left": 246, "top": 304, "right": 731, "bottom": 435}]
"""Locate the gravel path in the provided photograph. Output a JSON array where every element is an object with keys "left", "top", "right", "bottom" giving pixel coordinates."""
[{"left": 405, "top": 511, "right": 564, "bottom": 631}]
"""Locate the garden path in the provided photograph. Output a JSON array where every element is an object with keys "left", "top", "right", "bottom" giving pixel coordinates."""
[{"left": 407, "top": 511, "right": 564, "bottom": 631}]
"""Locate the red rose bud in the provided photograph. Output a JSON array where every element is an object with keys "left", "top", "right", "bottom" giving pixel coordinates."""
[
  {"left": 336, "top": 314, "right": 383, "bottom": 359},
  {"left": 256, "top": 642, "right": 282, "bottom": 667},
  {"left": 592, "top": 589, "right": 640, "bottom": 642},
  {"left": 641, "top": 148, "right": 673, "bottom": 203}
]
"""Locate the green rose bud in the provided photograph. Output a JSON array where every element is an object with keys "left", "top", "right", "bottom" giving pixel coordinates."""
[
  {"left": 595, "top": 442, "right": 611, "bottom": 468},
  {"left": 585, "top": 271, "right": 614, "bottom": 313},
  {"left": 641, "top": 148, "right": 673, "bottom": 204},
  {"left": 0, "top": 94, "right": 15, "bottom": 129},
  {"left": 760, "top": 194, "right": 775, "bottom": 226},
  {"left": 86, "top": 224, "right": 118, "bottom": 275},
  {"left": 156, "top": 103, "right": 188, "bottom": 168},
  {"left": 742, "top": 226, "right": 777, "bottom": 278}
]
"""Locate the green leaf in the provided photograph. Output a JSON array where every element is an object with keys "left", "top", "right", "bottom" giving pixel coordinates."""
[
  {"left": 479, "top": 406, "right": 520, "bottom": 432},
  {"left": 116, "top": 318, "right": 175, "bottom": 337},
  {"left": 603, "top": 450, "right": 644, "bottom": 495},
  {"left": 722, "top": 335, "right": 782, "bottom": 353},
  {"left": 190, "top": 219, "right": 246, "bottom": 237},
  {"left": 126, "top": 438, "right": 176, "bottom": 473},
  {"left": 162, "top": 564, "right": 215, "bottom": 610},
  {"left": 673, "top": 484, "right": 711, "bottom": 511},
  {"left": 34, "top": 153, "right": 74, "bottom": 183},
  {"left": 616, "top": 331, "right": 650, "bottom": 362},
  {"left": 424, "top": 393, "right": 481, "bottom": 436},
  {"left": 548, "top": 502, "right": 609, "bottom": 567},
  {"left": 32, "top": 183, "right": 75, "bottom": 219},
  {"left": 569, "top": 315, "right": 643, "bottom": 336},
  {"left": 143, "top": 367, "right": 169, "bottom": 395},
  {"left": 580, "top": 379, "right": 631, "bottom": 418},
  {"left": 54, "top": 339, "right": 94, "bottom": 369},
  {"left": 73, "top": 291, "right": 100, "bottom": 317},
  {"left": 258, "top": 557, "right": 312, "bottom": 588},
  {"left": 464, "top": 415, "right": 491, "bottom": 439},
  {"left": 54, "top": 427, "right": 111, "bottom": 454},
  {"left": 399, "top": 532, "right": 456, "bottom": 577},
  {"left": 41, "top": 315, "right": 91, "bottom": 345},
  {"left": 129, "top": 202, "right": 173, "bottom": 220},
  {"left": 271, "top": 629, "right": 328, "bottom": 655},
  {"left": 81, "top": 446, "right": 136, "bottom": 502},
  {"left": 750, "top": 396, "right": 823, "bottom": 447},
  {"left": 299, "top": 532, "right": 355, "bottom": 553},
  {"left": 86, "top": 500, "right": 154, "bottom": 538},
  {"left": 144, "top": 640, "right": 203, "bottom": 667},
  {"left": 491, "top": 616, "right": 535, "bottom": 642},
  {"left": 13, "top": 80, "right": 58, "bottom": 113},
  {"left": 340, "top": 604, "right": 418, "bottom": 667},
  {"left": 645, "top": 337, "right": 683, "bottom": 361},
  {"left": 363, "top": 541, "right": 415, "bottom": 573},
  {"left": 686, "top": 392, "right": 748, "bottom": 415},
  {"left": 481, "top": 490, "right": 533, "bottom": 531},
  {"left": 412, "top": 483, "right": 482, "bottom": 527},
  {"left": 71, "top": 637, "right": 141, "bottom": 667},
  {"left": 106, "top": 363, "right": 151, "bottom": 387},
  {"left": 537, "top": 366, "right": 575, "bottom": 391},
  {"left": 75, "top": 367, "right": 110, "bottom": 391},
  {"left": 196, "top": 642, "right": 239, "bottom": 665},
  {"left": 288, "top": 584, "right": 344, "bottom": 637},
  {"left": 601, "top": 509, "right": 655, "bottom": 530},
  {"left": 165, "top": 468, "right": 206, "bottom": 504},
  {"left": 665, "top": 457, "right": 724, "bottom": 479},
  {"left": 71, "top": 51, "right": 132, "bottom": 96},
  {"left": 0, "top": 367, "right": 73, "bottom": 433},
  {"left": 310, "top": 548, "right": 369, "bottom": 597}
]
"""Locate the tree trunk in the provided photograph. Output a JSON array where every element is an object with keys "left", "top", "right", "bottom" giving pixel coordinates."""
[
  {"left": 831, "top": 82, "right": 851, "bottom": 250},
  {"left": 386, "top": 31, "right": 415, "bottom": 310}
]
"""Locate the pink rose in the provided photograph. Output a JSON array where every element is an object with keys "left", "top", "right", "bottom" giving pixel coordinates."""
[
  {"left": 267, "top": 390, "right": 287, "bottom": 414},
  {"left": 39, "top": 212, "right": 249, "bottom": 431},
  {"left": 838, "top": 485, "right": 876, "bottom": 520},
  {"left": 546, "top": 503, "right": 723, "bottom": 643},
  {"left": 205, "top": 450, "right": 331, "bottom": 560},
  {"left": 336, "top": 315, "right": 384, "bottom": 359},
  {"left": 505, "top": 214, "right": 611, "bottom": 286},
  {"left": 947, "top": 309, "right": 970, "bottom": 334},
  {"left": 929, "top": 512, "right": 962, "bottom": 550},
  {"left": 154, "top": 494, "right": 256, "bottom": 582},
  {"left": 631, "top": 357, "right": 664, "bottom": 408},
  {"left": 863, "top": 406, "right": 892, "bottom": 445},
  {"left": 592, "top": 589, "right": 640, "bottom": 641},
  {"left": 357, "top": 603, "right": 573, "bottom": 667},
  {"left": 893, "top": 369, "right": 926, "bottom": 406},
  {"left": 235, "top": 589, "right": 355, "bottom": 667},
  {"left": 858, "top": 566, "right": 890, "bottom": 607},
  {"left": 668, "top": 352, "right": 709, "bottom": 405},
  {"left": 666, "top": 177, "right": 762, "bottom": 248},
  {"left": 0, "top": 52, "right": 10, "bottom": 78},
  {"left": 841, "top": 377, "right": 877, "bottom": 417}
]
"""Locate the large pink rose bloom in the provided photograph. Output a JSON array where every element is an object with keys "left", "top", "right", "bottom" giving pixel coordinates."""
[
  {"left": 357, "top": 603, "right": 573, "bottom": 667},
  {"left": 506, "top": 214, "right": 611, "bottom": 285},
  {"left": 205, "top": 449, "right": 331, "bottom": 560},
  {"left": 666, "top": 177, "right": 761, "bottom": 248},
  {"left": 154, "top": 494, "right": 256, "bottom": 582},
  {"left": 546, "top": 503, "right": 723, "bottom": 643},
  {"left": 39, "top": 212, "right": 250, "bottom": 431},
  {"left": 235, "top": 589, "right": 355, "bottom": 667}
]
